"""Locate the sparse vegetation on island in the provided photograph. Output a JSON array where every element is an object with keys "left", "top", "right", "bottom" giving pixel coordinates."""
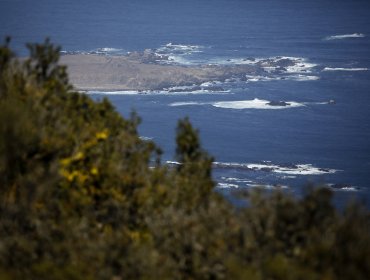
[{"left": 0, "top": 39, "right": 369, "bottom": 280}]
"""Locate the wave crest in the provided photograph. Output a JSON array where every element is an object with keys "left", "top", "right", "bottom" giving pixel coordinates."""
[
  {"left": 323, "top": 67, "right": 368, "bottom": 72},
  {"left": 213, "top": 161, "right": 339, "bottom": 175},
  {"left": 212, "top": 98, "right": 305, "bottom": 110},
  {"left": 325, "top": 33, "right": 365, "bottom": 40}
]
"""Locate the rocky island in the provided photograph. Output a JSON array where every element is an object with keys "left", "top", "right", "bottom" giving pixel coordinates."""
[{"left": 60, "top": 49, "right": 301, "bottom": 92}]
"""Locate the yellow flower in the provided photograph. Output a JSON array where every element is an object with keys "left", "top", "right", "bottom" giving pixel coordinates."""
[
  {"left": 90, "top": 167, "right": 99, "bottom": 175},
  {"left": 73, "top": 152, "right": 84, "bottom": 161},
  {"left": 60, "top": 158, "right": 71, "bottom": 166},
  {"left": 67, "top": 172, "right": 75, "bottom": 182},
  {"left": 96, "top": 130, "right": 108, "bottom": 140}
]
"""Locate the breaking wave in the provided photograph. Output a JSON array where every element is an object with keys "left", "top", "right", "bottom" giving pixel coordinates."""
[
  {"left": 209, "top": 56, "right": 317, "bottom": 73},
  {"left": 213, "top": 161, "right": 339, "bottom": 175},
  {"left": 326, "top": 183, "right": 360, "bottom": 192},
  {"left": 245, "top": 75, "right": 319, "bottom": 82},
  {"left": 61, "top": 47, "right": 127, "bottom": 56},
  {"left": 88, "top": 82, "right": 230, "bottom": 96},
  {"left": 169, "top": 98, "right": 330, "bottom": 109},
  {"left": 166, "top": 161, "right": 341, "bottom": 189},
  {"left": 212, "top": 98, "right": 305, "bottom": 110},
  {"left": 323, "top": 67, "right": 368, "bottom": 72},
  {"left": 286, "top": 75, "right": 320, "bottom": 81},
  {"left": 166, "top": 160, "right": 338, "bottom": 176},
  {"left": 157, "top": 43, "right": 205, "bottom": 54},
  {"left": 154, "top": 43, "right": 206, "bottom": 65},
  {"left": 154, "top": 45, "right": 319, "bottom": 79},
  {"left": 217, "top": 182, "right": 240, "bottom": 189},
  {"left": 169, "top": 102, "right": 204, "bottom": 107},
  {"left": 325, "top": 33, "right": 365, "bottom": 40},
  {"left": 246, "top": 183, "right": 289, "bottom": 189},
  {"left": 221, "top": 177, "right": 254, "bottom": 184},
  {"left": 139, "top": 136, "right": 154, "bottom": 141}
]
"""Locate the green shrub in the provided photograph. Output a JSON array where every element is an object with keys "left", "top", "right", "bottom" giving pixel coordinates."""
[{"left": 0, "top": 39, "right": 369, "bottom": 279}]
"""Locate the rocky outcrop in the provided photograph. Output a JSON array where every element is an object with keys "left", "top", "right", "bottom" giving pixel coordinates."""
[
  {"left": 61, "top": 53, "right": 263, "bottom": 91},
  {"left": 267, "top": 101, "right": 291, "bottom": 106}
]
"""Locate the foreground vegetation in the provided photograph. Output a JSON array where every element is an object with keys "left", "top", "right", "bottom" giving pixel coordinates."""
[{"left": 0, "top": 39, "right": 369, "bottom": 279}]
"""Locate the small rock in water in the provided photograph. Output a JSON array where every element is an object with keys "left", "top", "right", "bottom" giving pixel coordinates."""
[
  {"left": 275, "top": 58, "right": 295, "bottom": 67},
  {"left": 267, "top": 101, "right": 290, "bottom": 106},
  {"left": 330, "top": 183, "right": 356, "bottom": 190},
  {"left": 206, "top": 86, "right": 225, "bottom": 92}
]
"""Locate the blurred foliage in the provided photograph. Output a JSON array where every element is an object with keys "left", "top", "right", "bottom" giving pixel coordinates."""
[{"left": 0, "top": 38, "right": 369, "bottom": 280}]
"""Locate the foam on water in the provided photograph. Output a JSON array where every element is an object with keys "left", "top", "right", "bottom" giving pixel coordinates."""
[
  {"left": 238, "top": 56, "right": 319, "bottom": 83},
  {"left": 61, "top": 47, "right": 127, "bottom": 56},
  {"left": 285, "top": 62, "right": 317, "bottom": 74},
  {"left": 302, "top": 101, "right": 332, "bottom": 105},
  {"left": 323, "top": 67, "right": 369, "bottom": 71},
  {"left": 222, "top": 177, "right": 254, "bottom": 184},
  {"left": 245, "top": 75, "right": 319, "bottom": 82},
  {"left": 325, "top": 33, "right": 365, "bottom": 40},
  {"left": 213, "top": 161, "right": 338, "bottom": 175},
  {"left": 154, "top": 43, "right": 206, "bottom": 65},
  {"left": 217, "top": 182, "right": 240, "bottom": 189},
  {"left": 259, "top": 56, "right": 317, "bottom": 74},
  {"left": 247, "top": 163, "right": 338, "bottom": 175},
  {"left": 286, "top": 75, "right": 320, "bottom": 81},
  {"left": 245, "top": 75, "right": 282, "bottom": 82},
  {"left": 208, "top": 56, "right": 317, "bottom": 73},
  {"left": 262, "top": 57, "right": 316, "bottom": 74},
  {"left": 217, "top": 180, "right": 289, "bottom": 190},
  {"left": 169, "top": 101, "right": 204, "bottom": 106},
  {"left": 200, "top": 81, "right": 223, "bottom": 87},
  {"left": 168, "top": 160, "right": 339, "bottom": 189},
  {"left": 246, "top": 183, "right": 289, "bottom": 189},
  {"left": 97, "top": 47, "right": 123, "bottom": 52},
  {"left": 155, "top": 46, "right": 320, "bottom": 79},
  {"left": 165, "top": 55, "right": 196, "bottom": 65},
  {"left": 139, "top": 136, "right": 153, "bottom": 141},
  {"left": 166, "top": 161, "right": 181, "bottom": 166},
  {"left": 326, "top": 184, "right": 360, "bottom": 192},
  {"left": 280, "top": 175, "right": 297, "bottom": 179},
  {"left": 212, "top": 98, "right": 305, "bottom": 110},
  {"left": 160, "top": 43, "right": 204, "bottom": 53},
  {"left": 166, "top": 84, "right": 230, "bottom": 94},
  {"left": 170, "top": 98, "right": 318, "bottom": 109},
  {"left": 339, "top": 187, "right": 358, "bottom": 191}
]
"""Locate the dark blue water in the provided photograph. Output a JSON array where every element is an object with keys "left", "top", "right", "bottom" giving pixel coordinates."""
[{"left": 1, "top": 0, "right": 370, "bottom": 207}]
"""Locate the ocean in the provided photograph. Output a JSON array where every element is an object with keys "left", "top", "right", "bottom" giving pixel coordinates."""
[{"left": 1, "top": 0, "right": 370, "bottom": 207}]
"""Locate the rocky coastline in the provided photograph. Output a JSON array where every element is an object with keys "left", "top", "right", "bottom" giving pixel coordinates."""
[{"left": 60, "top": 50, "right": 276, "bottom": 91}]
